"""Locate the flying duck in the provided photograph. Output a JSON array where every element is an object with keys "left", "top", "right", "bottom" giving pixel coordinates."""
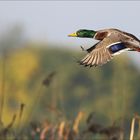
[{"left": 68, "top": 28, "right": 140, "bottom": 67}]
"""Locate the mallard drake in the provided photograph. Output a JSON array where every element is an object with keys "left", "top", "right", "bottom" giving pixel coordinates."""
[{"left": 68, "top": 28, "right": 140, "bottom": 67}]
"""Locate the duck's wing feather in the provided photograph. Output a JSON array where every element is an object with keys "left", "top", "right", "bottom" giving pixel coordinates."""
[
  {"left": 86, "top": 42, "right": 99, "bottom": 53},
  {"left": 79, "top": 37, "right": 124, "bottom": 67}
]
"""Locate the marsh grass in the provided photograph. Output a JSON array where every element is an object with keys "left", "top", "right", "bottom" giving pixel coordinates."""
[
  {"left": 0, "top": 55, "right": 139, "bottom": 140},
  {"left": 129, "top": 114, "right": 140, "bottom": 140},
  {"left": 0, "top": 32, "right": 139, "bottom": 139}
]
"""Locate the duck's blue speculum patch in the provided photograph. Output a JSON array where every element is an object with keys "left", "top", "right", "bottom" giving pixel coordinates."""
[{"left": 109, "top": 42, "right": 127, "bottom": 53}]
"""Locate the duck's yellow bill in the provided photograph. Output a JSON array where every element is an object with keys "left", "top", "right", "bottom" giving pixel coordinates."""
[{"left": 68, "top": 32, "right": 77, "bottom": 37}]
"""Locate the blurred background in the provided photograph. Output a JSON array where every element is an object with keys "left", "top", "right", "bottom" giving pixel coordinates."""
[{"left": 0, "top": 1, "right": 140, "bottom": 140}]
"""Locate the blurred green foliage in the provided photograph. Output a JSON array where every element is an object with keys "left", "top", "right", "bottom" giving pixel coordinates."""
[
  {"left": 0, "top": 26, "right": 140, "bottom": 140},
  {"left": 0, "top": 44, "right": 140, "bottom": 126}
]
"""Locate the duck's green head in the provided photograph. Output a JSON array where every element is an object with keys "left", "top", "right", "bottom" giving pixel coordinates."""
[{"left": 68, "top": 29, "right": 96, "bottom": 38}]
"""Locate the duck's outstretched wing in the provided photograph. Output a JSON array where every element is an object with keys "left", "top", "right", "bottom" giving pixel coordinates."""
[
  {"left": 79, "top": 37, "right": 125, "bottom": 67},
  {"left": 79, "top": 44, "right": 112, "bottom": 67}
]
